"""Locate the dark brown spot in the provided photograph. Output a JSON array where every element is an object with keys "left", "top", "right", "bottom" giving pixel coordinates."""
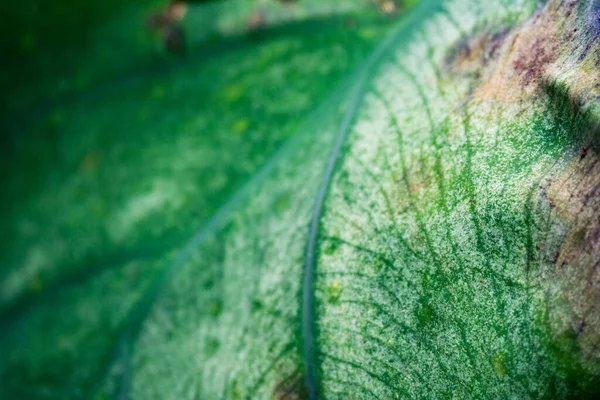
[
  {"left": 272, "top": 370, "right": 308, "bottom": 400},
  {"left": 578, "top": 319, "right": 587, "bottom": 335},
  {"left": 581, "top": 146, "right": 589, "bottom": 159},
  {"left": 513, "top": 37, "right": 557, "bottom": 86},
  {"left": 446, "top": 27, "right": 510, "bottom": 75},
  {"left": 565, "top": 0, "right": 576, "bottom": 17}
]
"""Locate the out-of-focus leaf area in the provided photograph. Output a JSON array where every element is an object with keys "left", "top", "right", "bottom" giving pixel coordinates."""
[
  {"left": 1, "top": 0, "right": 396, "bottom": 262},
  {"left": 0, "top": 0, "right": 405, "bottom": 399}
]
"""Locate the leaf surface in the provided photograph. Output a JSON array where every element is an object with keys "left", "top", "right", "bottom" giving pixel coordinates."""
[{"left": 2, "top": 0, "right": 600, "bottom": 399}]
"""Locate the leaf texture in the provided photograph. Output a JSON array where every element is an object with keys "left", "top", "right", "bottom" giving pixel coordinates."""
[{"left": 2, "top": 0, "right": 600, "bottom": 399}]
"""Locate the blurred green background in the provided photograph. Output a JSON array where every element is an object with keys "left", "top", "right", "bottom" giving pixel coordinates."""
[
  {"left": 0, "top": 0, "right": 398, "bottom": 330},
  {"left": 0, "top": 1, "right": 406, "bottom": 397}
]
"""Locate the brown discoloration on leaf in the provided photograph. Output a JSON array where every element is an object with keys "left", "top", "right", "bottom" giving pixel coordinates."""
[
  {"left": 512, "top": 36, "right": 558, "bottom": 87},
  {"left": 447, "top": 27, "right": 509, "bottom": 74},
  {"left": 272, "top": 370, "right": 308, "bottom": 400},
  {"left": 475, "top": 5, "right": 562, "bottom": 102},
  {"left": 544, "top": 149, "right": 600, "bottom": 368},
  {"left": 448, "top": 0, "right": 600, "bottom": 106}
]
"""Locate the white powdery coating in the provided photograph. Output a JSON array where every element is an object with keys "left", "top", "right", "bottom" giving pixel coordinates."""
[{"left": 317, "top": 0, "right": 579, "bottom": 398}]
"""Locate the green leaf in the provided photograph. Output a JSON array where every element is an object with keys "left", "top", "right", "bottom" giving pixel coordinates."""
[{"left": 2, "top": 0, "right": 600, "bottom": 399}]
